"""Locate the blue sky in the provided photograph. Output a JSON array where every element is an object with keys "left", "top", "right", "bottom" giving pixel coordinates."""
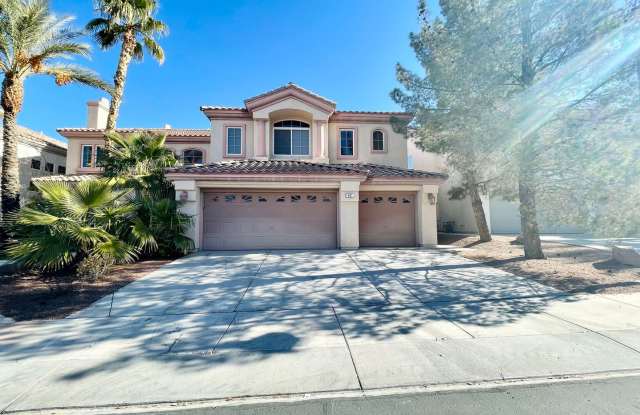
[{"left": 22, "top": 0, "right": 438, "bottom": 141}]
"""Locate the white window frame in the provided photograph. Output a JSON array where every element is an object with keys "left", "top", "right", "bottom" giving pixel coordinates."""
[
  {"left": 81, "top": 144, "right": 94, "bottom": 168},
  {"left": 372, "top": 129, "right": 386, "bottom": 152},
  {"left": 226, "top": 127, "right": 243, "bottom": 156},
  {"left": 272, "top": 120, "right": 311, "bottom": 157}
]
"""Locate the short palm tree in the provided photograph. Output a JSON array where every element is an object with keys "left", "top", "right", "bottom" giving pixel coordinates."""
[
  {"left": 7, "top": 179, "right": 139, "bottom": 271},
  {"left": 102, "top": 131, "right": 193, "bottom": 256},
  {"left": 86, "top": 0, "right": 167, "bottom": 134},
  {"left": 0, "top": 0, "right": 111, "bottom": 218}
]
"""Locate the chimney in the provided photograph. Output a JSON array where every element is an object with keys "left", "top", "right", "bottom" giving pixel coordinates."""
[
  {"left": 87, "top": 98, "right": 110, "bottom": 129},
  {"left": 164, "top": 124, "right": 172, "bottom": 129}
]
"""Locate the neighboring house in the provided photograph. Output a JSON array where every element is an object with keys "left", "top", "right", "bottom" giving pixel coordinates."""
[
  {"left": 0, "top": 121, "right": 67, "bottom": 204},
  {"left": 58, "top": 83, "right": 447, "bottom": 250},
  {"left": 408, "top": 139, "right": 581, "bottom": 235}
]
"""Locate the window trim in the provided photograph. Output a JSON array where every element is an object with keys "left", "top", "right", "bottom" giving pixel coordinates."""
[
  {"left": 31, "top": 158, "right": 42, "bottom": 171},
  {"left": 371, "top": 129, "right": 387, "bottom": 153},
  {"left": 181, "top": 148, "right": 206, "bottom": 166},
  {"left": 337, "top": 127, "right": 358, "bottom": 159},
  {"left": 272, "top": 119, "right": 312, "bottom": 158},
  {"left": 80, "top": 144, "right": 94, "bottom": 168},
  {"left": 224, "top": 125, "right": 245, "bottom": 158}
]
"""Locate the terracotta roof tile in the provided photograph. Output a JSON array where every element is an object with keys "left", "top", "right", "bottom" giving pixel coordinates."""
[
  {"left": 244, "top": 83, "right": 336, "bottom": 105},
  {"left": 56, "top": 128, "right": 211, "bottom": 137},
  {"left": 166, "top": 160, "right": 446, "bottom": 180},
  {"left": 167, "top": 160, "right": 363, "bottom": 176},
  {"left": 31, "top": 174, "right": 98, "bottom": 183}
]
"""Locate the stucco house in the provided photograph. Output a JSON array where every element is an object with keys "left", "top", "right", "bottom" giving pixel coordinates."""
[
  {"left": 58, "top": 83, "right": 447, "bottom": 251},
  {"left": 0, "top": 120, "right": 67, "bottom": 204}
]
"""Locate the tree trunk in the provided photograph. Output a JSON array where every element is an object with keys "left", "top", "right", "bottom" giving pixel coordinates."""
[
  {"left": 105, "top": 29, "right": 137, "bottom": 144},
  {"left": 517, "top": 158, "right": 545, "bottom": 259},
  {"left": 1, "top": 75, "right": 24, "bottom": 226},
  {"left": 469, "top": 182, "right": 492, "bottom": 242}
]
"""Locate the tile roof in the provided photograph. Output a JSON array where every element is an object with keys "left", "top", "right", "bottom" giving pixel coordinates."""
[
  {"left": 31, "top": 174, "right": 98, "bottom": 183},
  {"left": 56, "top": 128, "right": 211, "bottom": 137},
  {"left": 334, "top": 110, "right": 412, "bottom": 116},
  {"left": 199, "top": 106, "right": 248, "bottom": 111},
  {"left": 166, "top": 160, "right": 446, "bottom": 180},
  {"left": 167, "top": 160, "right": 363, "bottom": 176},
  {"left": 244, "top": 83, "right": 336, "bottom": 105},
  {"left": 348, "top": 163, "right": 447, "bottom": 179}
]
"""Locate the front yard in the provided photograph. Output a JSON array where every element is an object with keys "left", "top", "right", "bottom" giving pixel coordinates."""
[
  {"left": 440, "top": 234, "right": 640, "bottom": 294},
  {"left": 0, "top": 260, "right": 169, "bottom": 321}
]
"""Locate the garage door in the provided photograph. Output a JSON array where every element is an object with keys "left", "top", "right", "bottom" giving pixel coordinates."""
[
  {"left": 359, "top": 192, "right": 416, "bottom": 247},
  {"left": 202, "top": 191, "right": 337, "bottom": 250}
]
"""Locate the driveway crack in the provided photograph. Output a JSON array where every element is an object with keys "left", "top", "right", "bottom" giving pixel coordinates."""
[{"left": 332, "top": 306, "right": 364, "bottom": 391}]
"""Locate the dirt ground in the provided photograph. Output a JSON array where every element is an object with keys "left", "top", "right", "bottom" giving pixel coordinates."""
[
  {"left": 440, "top": 234, "right": 640, "bottom": 294},
  {"left": 0, "top": 260, "right": 170, "bottom": 321}
]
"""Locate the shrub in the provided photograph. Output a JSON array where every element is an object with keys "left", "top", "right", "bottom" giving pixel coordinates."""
[{"left": 76, "top": 255, "right": 113, "bottom": 280}]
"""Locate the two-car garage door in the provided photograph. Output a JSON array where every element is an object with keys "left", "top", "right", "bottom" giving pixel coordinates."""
[
  {"left": 202, "top": 191, "right": 337, "bottom": 250},
  {"left": 202, "top": 190, "right": 418, "bottom": 250}
]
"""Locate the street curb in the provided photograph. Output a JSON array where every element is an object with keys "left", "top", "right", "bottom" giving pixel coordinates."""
[{"left": 7, "top": 368, "right": 640, "bottom": 415}]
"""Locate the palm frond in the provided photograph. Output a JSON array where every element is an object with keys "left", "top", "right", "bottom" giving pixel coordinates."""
[{"left": 40, "top": 64, "right": 113, "bottom": 92}]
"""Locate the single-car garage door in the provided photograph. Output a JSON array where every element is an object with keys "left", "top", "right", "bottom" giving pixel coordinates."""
[
  {"left": 202, "top": 191, "right": 337, "bottom": 250},
  {"left": 359, "top": 191, "right": 416, "bottom": 247}
]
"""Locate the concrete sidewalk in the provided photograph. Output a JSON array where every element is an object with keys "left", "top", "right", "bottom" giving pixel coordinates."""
[{"left": 2, "top": 249, "right": 640, "bottom": 413}]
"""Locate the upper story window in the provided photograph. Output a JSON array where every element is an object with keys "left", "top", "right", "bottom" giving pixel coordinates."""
[
  {"left": 372, "top": 130, "right": 385, "bottom": 152},
  {"left": 183, "top": 149, "right": 204, "bottom": 166},
  {"left": 81, "top": 144, "right": 93, "bottom": 168},
  {"left": 81, "top": 144, "right": 105, "bottom": 168},
  {"left": 57, "top": 165, "right": 66, "bottom": 175},
  {"left": 31, "top": 159, "right": 41, "bottom": 170},
  {"left": 273, "top": 120, "right": 310, "bottom": 156},
  {"left": 339, "top": 129, "right": 355, "bottom": 157},
  {"left": 45, "top": 162, "right": 54, "bottom": 173},
  {"left": 226, "top": 127, "right": 243, "bottom": 156}
]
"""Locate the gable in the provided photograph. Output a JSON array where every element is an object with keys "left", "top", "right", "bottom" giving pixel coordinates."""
[{"left": 244, "top": 83, "right": 336, "bottom": 115}]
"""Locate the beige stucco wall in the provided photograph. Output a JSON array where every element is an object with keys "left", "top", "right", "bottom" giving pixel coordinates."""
[
  {"left": 327, "top": 123, "right": 407, "bottom": 167},
  {"left": 66, "top": 138, "right": 103, "bottom": 175}
]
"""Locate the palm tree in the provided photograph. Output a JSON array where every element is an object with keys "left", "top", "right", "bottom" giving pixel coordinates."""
[
  {"left": 0, "top": 0, "right": 111, "bottom": 219},
  {"left": 86, "top": 0, "right": 167, "bottom": 134},
  {"left": 7, "top": 179, "right": 139, "bottom": 271},
  {"left": 101, "top": 131, "right": 193, "bottom": 256}
]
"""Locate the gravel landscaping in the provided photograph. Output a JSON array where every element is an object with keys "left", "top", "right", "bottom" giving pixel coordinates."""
[
  {"left": 0, "top": 260, "right": 170, "bottom": 321},
  {"left": 440, "top": 234, "right": 640, "bottom": 294}
]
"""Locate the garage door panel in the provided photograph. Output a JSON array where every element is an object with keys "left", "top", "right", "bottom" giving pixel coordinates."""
[
  {"left": 359, "top": 192, "right": 416, "bottom": 247},
  {"left": 203, "top": 191, "right": 337, "bottom": 250}
]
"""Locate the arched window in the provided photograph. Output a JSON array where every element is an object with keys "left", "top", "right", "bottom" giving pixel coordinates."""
[
  {"left": 372, "top": 130, "right": 385, "bottom": 152},
  {"left": 273, "top": 120, "right": 310, "bottom": 156},
  {"left": 182, "top": 149, "right": 204, "bottom": 166}
]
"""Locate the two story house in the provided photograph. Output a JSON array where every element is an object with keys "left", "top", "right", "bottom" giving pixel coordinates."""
[{"left": 58, "top": 84, "right": 446, "bottom": 251}]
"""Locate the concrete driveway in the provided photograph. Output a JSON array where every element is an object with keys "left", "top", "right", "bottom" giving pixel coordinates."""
[{"left": 2, "top": 249, "right": 640, "bottom": 413}]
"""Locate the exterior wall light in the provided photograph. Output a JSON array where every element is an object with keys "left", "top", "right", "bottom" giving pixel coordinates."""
[
  {"left": 427, "top": 193, "right": 437, "bottom": 205},
  {"left": 179, "top": 190, "right": 189, "bottom": 202}
]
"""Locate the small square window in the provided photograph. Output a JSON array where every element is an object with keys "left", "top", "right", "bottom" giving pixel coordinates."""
[
  {"left": 374, "top": 196, "right": 384, "bottom": 204},
  {"left": 291, "top": 195, "right": 301, "bottom": 203},
  {"left": 57, "top": 165, "right": 66, "bottom": 175},
  {"left": 276, "top": 196, "right": 286, "bottom": 202},
  {"left": 388, "top": 196, "right": 398, "bottom": 204},
  {"left": 258, "top": 196, "right": 268, "bottom": 202},
  {"left": 224, "top": 194, "right": 236, "bottom": 202},
  {"left": 44, "top": 162, "right": 54, "bottom": 173},
  {"left": 322, "top": 196, "right": 332, "bottom": 203},
  {"left": 360, "top": 198, "right": 369, "bottom": 204},
  {"left": 241, "top": 195, "right": 253, "bottom": 203},
  {"left": 307, "top": 195, "right": 317, "bottom": 203},
  {"left": 31, "top": 159, "right": 41, "bottom": 170},
  {"left": 402, "top": 197, "right": 412, "bottom": 204},
  {"left": 211, "top": 196, "right": 219, "bottom": 202}
]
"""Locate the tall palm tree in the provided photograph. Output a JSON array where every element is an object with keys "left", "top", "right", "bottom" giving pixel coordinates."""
[
  {"left": 0, "top": 0, "right": 111, "bottom": 219},
  {"left": 86, "top": 0, "right": 167, "bottom": 134}
]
